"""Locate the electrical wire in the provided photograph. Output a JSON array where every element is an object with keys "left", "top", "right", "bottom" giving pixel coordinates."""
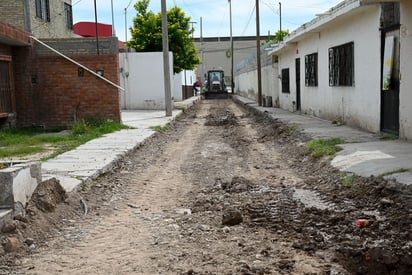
[
  {"left": 72, "top": 0, "right": 85, "bottom": 6},
  {"left": 240, "top": 3, "right": 256, "bottom": 36}
]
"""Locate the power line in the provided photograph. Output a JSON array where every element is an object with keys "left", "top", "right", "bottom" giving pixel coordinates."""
[
  {"left": 241, "top": 3, "right": 256, "bottom": 36},
  {"left": 72, "top": 0, "right": 85, "bottom": 6}
]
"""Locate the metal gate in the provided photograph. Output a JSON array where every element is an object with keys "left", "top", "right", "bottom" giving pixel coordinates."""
[
  {"left": 295, "top": 58, "right": 301, "bottom": 111},
  {"left": 0, "top": 61, "right": 12, "bottom": 114},
  {"left": 380, "top": 3, "right": 400, "bottom": 135}
]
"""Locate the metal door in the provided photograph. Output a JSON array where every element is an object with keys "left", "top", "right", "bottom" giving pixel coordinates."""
[
  {"left": 381, "top": 29, "right": 400, "bottom": 135},
  {"left": 295, "top": 58, "right": 301, "bottom": 111}
]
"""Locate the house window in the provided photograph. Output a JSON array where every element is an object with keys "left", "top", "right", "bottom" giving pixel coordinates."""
[
  {"left": 0, "top": 61, "right": 13, "bottom": 113},
  {"left": 305, "top": 53, "right": 318, "bottom": 87},
  {"left": 281, "top": 68, "right": 290, "bottom": 93},
  {"left": 64, "top": 3, "right": 73, "bottom": 29},
  {"left": 329, "top": 42, "right": 354, "bottom": 86},
  {"left": 35, "top": 0, "right": 50, "bottom": 22}
]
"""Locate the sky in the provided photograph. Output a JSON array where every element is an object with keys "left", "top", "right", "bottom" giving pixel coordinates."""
[{"left": 72, "top": 0, "right": 344, "bottom": 42}]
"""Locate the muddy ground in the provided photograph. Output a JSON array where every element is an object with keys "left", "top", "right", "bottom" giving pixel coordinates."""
[{"left": 1, "top": 99, "right": 411, "bottom": 274}]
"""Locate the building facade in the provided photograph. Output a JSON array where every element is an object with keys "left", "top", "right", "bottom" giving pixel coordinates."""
[
  {"left": 398, "top": 0, "right": 412, "bottom": 140},
  {"left": 0, "top": 0, "right": 74, "bottom": 38},
  {"left": 0, "top": 0, "right": 122, "bottom": 129},
  {"left": 194, "top": 36, "right": 270, "bottom": 86},
  {"left": 265, "top": 0, "right": 412, "bottom": 140}
]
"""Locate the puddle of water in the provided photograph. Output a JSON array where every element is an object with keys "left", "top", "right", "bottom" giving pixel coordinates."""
[{"left": 292, "top": 188, "right": 335, "bottom": 210}]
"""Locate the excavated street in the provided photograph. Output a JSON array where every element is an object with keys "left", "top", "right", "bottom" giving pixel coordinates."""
[{"left": 1, "top": 99, "right": 411, "bottom": 274}]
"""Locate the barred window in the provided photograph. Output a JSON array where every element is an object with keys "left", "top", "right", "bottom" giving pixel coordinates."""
[
  {"left": 329, "top": 42, "right": 354, "bottom": 86},
  {"left": 35, "top": 0, "right": 50, "bottom": 22},
  {"left": 281, "top": 68, "right": 290, "bottom": 93},
  {"left": 64, "top": 3, "right": 73, "bottom": 30},
  {"left": 305, "top": 53, "right": 318, "bottom": 87}
]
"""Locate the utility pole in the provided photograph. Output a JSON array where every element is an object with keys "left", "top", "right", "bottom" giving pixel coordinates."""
[
  {"left": 94, "top": 0, "right": 100, "bottom": 54},
  {"left": 111, "top": 0, "right": 115, "bottom": 36},
  {"left": 124, "top": 0, "right": 133, "bottom": 48},
  {"left": 256, "top": 0, "right": 262, "bottom": 106},
  {"left": 161, "top": 0, "right": 173, "bottom": 116},
  {"left": 229, "top": 0, "right": 234, "bottom": 91},
  {"left": 189, "top": 21, "right": 197, "bottom": 39},
  {"left": 200, "top": 17, "right": 204, "bottom": 87},
  {"left": 279, "top": 2, "right": 282, "bottom": 41}
]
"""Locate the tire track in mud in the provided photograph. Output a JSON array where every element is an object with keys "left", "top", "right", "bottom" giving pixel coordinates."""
[
  {"left": 13, "top": 99, "right": 372, "bottom": 274},
  {"left": 16, "top": 104, "right": 209, "bottom": 274}
]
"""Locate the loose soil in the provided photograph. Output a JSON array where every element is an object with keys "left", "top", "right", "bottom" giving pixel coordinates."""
[{"left": 1, "top": 99, "right": 411, "bottom": 274}]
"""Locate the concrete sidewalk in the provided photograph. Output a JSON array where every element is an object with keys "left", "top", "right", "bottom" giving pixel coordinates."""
[
  {"left": 234, "top": 95, "right": 412, "bottom": 186},
  {"left": 42, "top": 96, "right": 200, "bottom": 192}
]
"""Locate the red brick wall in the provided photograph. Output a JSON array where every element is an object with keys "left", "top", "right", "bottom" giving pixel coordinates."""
[
  {"left": 12, "top": 46, "right": 34, "bottom": 127},
  {"left": 9, "top": 36, "right": 121, "bottom": 129},
  {"left": 0, "top": 20, "right": 30, "bottom": 45},
  {"left": 16, "top": 54, "right": 121, "bottom": 128},
  {"left": 36, "top": 55, "right": 121, "bottom": 128}
]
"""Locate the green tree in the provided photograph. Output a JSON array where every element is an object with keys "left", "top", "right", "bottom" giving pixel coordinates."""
[
  {"left": 128, "top": 0, "right": 201, "bottom": 74},
  {"left": 269, "top": 29, "right": 289, "bottom": 44}
]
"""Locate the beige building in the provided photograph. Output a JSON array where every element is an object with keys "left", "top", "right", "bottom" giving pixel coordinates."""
[
  {"left": 194, "top": 36, "right": 270, "bottom": 86},
  {"left": 0, "top": 0, "right": 74, "bottom": 38}
]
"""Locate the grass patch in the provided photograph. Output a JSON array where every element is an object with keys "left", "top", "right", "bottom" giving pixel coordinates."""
[
  {"left": 288, "top": 123, "right": 298, "bottom": 132},
  {"left": 379, "top": 168, "right": 409, "bottom": 178},
  {"left": 380, "top": 133, "right": 398, "bottom": 141},
  {"left": 340, "top": 173, "right": 356, "bottom": 188},
  {"left": 0, "top": 117, "right": 129, "bottom": 160},
  {"left": 150, "top": 125, "right": 171, "bottom": 133},
  {"left": 306, "top": 138, "right": 345, "bottom": 158},
  {"left": 338, "top": 173, "right": 366, "bottom": 194}
]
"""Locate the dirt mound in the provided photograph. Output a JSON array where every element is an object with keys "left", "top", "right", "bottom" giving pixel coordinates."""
[
  {"left": 28, "top": 178, "right": 68, "bottom": 212},
  {"left": 205, "top": 109, "right": 238, "bottom": 126}
]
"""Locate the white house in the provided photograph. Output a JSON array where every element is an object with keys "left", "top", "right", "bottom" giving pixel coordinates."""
[
  {"left": 398, "top": 0, "right": 412, "bottom": 140},
  {"left": 268, "top": 0, "right": 412, "bottom": 140},
  {"left": 235, "top": 44, "right": 279, "bottom": 107}
]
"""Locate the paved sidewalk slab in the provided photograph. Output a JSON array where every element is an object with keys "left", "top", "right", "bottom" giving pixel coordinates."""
[
  {"left": 41, "top": 96, "right": 200, "bottom": 192},
  {"left": 332, "top": 141, "right": 412, "bottom": 185},
  {"left": 234, "top": 95, "right": 412, "bottom": 186}
]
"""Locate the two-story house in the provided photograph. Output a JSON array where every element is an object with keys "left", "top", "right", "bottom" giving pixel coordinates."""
[{"left": 0, "top": 0, "right": 121, "bottom": 129}]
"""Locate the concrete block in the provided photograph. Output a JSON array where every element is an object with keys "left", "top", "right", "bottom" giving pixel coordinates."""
[
  {"left": 0, "top": 161, "right": 41, "bottom": 209},
  {"left": 0, "top": 209, "right": 12, "bottom": 230}
]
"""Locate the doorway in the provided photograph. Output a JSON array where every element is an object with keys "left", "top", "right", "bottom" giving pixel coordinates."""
[{"left": 295, "top": 58, "right": 301, "bottom": 112}]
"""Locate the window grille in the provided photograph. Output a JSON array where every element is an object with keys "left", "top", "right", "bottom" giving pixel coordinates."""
[
  {"left": 0, "top": 61, "right": 12, "bottom": 113},
  {"left": 65, "top": 3, "right": 73, "bottom": 30},
  {"left": 281, "top": 68, "right": 290, "bottom": 93},
  {"left": 35, "top": 0, "right": 50, "bottom": 22},
  {"left": 305, "top": 53, "right": 318, "bottom": 87},
  {"left": 329, "top": 42, "right": 354, "bottom": 86}
]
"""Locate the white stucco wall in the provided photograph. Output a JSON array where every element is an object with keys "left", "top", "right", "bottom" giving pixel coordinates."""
[
  {"left": 277, "top": 5, "right": 381, "bottom": 132},
  {"left": 172, "top": 74, "right": 183, "bottom": 102},
  {"left": 235, "top": 64, "right": 279, "bottom": 106},
  {"left": 119, "top": 52, "right": 175, "bottom": 110},
  {"left": 399, "top": 0, "right": 412, "bottom": 140}
]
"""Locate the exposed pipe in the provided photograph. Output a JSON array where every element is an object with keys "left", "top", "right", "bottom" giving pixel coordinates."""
[{"left": 30, "top": 36, "right": 124, "bottom": 91}]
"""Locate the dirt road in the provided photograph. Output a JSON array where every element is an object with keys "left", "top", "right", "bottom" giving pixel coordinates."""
[{"left": 2, "top": 99, "right": 411, "bottom": 274}]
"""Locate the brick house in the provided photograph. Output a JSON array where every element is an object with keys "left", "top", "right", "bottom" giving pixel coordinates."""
[{"left": 0, "top": 0, "right": 121, "bottom": 129}]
